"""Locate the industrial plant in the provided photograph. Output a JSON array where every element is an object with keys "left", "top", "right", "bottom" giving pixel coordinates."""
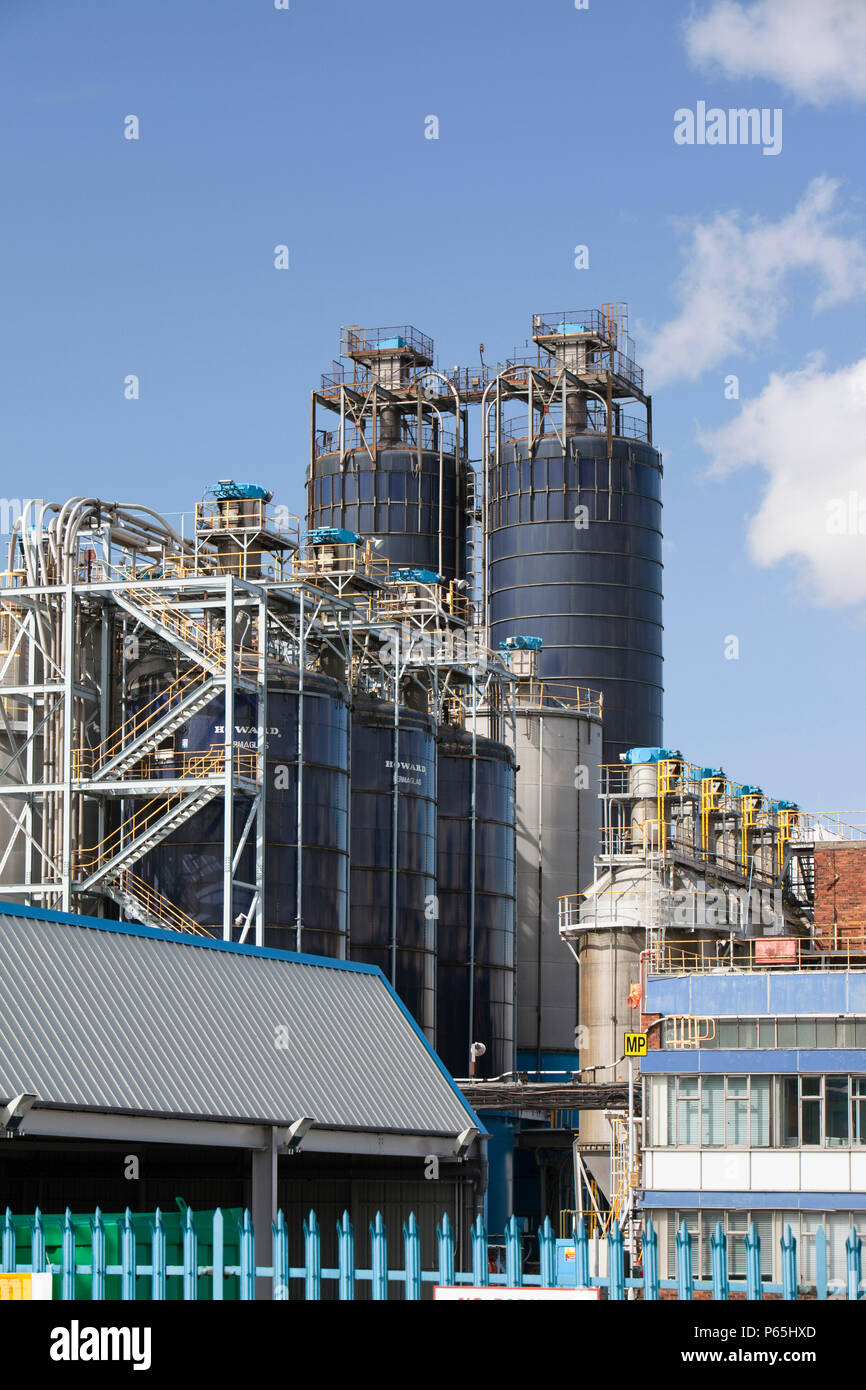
[{"left": 4, "top": 306, "right": 866, "bottom": 1297}]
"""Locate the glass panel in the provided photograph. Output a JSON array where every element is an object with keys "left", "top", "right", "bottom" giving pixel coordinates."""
[
  {"left": 780, "top": 1077, "right": 799, "bottom": 1146},
  {"left": 854, "top": 1079, "right": 866, "bottom": 1146},
  {"left": 796, "top": 1019, "right": 816, "bottom": 1048},
  {"left": 727, "top": 1076, "right": 748, "bottom": 1096},
  {"left": 825, "top": 1076, "right": 849, "bottom": 1146},
  {"left": 727, "top": 1097, "right": 749, "bottom": 1146},
  {"left": 838, "top": 1021, "right": 856, "bottom": 1047},
  {"left": 754, "top": 1214, "right": 773, "bottom": 1279},
  {"left": 750, "top": 1076, "right": 771, "bottom": 1146},
  {"left": 650, "top": 1077, "right": 671, "bottom": 1146},
  {"left": 700, "top": 1213, "right": 722, "bottom": 1279},
  {"left": 856, "top": 1022, "right": 866, "bottom": 1047},
  {"left": 701, "top": 1077, "right": 724, "bottom": 1146},
  {"left": 718, "top": 1021, "right": 738, "bottom": 1048},
  {"left": 801, "top": 1098, "right": 821, "bottom": 1146},
  {"left": 777, "top": 1021, "right": 796, "bottom": 1047},
  {"left": 758, "top": 1021, "right": 776, "bottom": 1048},
  {"left": 738, "top": 1021, "right": 758, "bottom": 1048},
  {"left": 801, "top": 1076, "right": 821, "bottom": 1096},
  {"left": 677, "top": 1096, "right": 699, "bottom": 1146},
  {"left": 816, "top": 1020, "right": 836, "bottom": 1048}
]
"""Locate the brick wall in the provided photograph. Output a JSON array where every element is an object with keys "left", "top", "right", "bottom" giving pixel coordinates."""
[{"left": 813, "top": 843, "right": 866, "bottom": 947}]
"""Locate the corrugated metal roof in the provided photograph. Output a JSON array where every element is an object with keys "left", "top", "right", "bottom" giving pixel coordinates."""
[{"left": 0, "top": 905, "right": 477, "bottom": 1136}]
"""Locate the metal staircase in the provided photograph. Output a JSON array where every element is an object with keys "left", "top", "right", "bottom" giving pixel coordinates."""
[
  {"left": 107, "top": 870, "right": 211, "bottom": 937},
  {"left": 78, "top": 670, "right": 222, "bottom": 781},
  {"left": 75, "top": 784, "right": 221, "bottom": 893},
  {"left": 112, "top": 579, "right": 226, "bottom": 674}
]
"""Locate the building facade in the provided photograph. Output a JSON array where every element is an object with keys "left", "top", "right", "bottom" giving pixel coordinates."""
[{"left": 641, "top": 966, "right": 866, "bottom": 1287}]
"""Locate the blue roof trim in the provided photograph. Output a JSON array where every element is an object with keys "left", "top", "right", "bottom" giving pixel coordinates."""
[
  {"left": 0, "top": 899, "right": 483, "bottom": 1133},
  {"left": 641, "top": 1191, "right": 866, "bottom": 1211},
  {"left": 0, "top": 899, "right": 380, "bottom": 975}
]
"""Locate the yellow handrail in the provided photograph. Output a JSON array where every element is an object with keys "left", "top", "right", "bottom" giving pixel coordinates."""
[{"left": 118, "top": 871, "right": 211, "bottom": 937}]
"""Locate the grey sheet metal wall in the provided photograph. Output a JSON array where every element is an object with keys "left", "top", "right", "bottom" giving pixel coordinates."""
[
  {"left": 436, "top": 727, "right": 516, "bottom": 1079},
  {"left": 488, "top": 435, "right": 663, "bottom": 760},
  {"left": 512, "top": 706, "right": 602, "bottom": 1060}
]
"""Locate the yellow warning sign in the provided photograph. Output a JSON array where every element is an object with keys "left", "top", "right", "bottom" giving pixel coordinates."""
[
  {"left": 624, "top": 1033, "right": 647, "bottom": 1057},
  {"left": 0, "top": 1272, "right": 52, "bottom": 1300}
]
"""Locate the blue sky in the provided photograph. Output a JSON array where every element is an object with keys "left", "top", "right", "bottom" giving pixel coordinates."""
[{"left": 1, "top": 0, "right": 865, "bottom": 810}]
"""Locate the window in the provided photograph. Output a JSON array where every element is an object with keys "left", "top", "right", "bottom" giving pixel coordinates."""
[
  {"left": 801, "top": 1076, "right": 821, "bottom": 1145},
  {"left": 702, "top": 1076, "right": 724, "bottom": 1145},
  {"left": 651, "top": 1075, "right": 770, "bottom": 1147},
  {"left": 665, "top": 1211, "right": 772, "bottom": 1281},
  {"left": 677, "top": 1077, "right": 699, "bottom": 1145},
  {"left": 780, "top": 1076, "right": 799, "bottom": 1147},
  {"left": 825, "top": 1075, "right": 849, "bottom": 1146},
  {"left": 750, "top": 1076, "right": 771, "bottom": 1146},
  {"left": 853, "top": 1079, "right": 866, "bottom": 1144}
]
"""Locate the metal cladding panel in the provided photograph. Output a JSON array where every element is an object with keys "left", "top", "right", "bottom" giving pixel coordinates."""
[
  {"left": 0, "top": 909, "right": 476, "bottom": 1135},
  {"left": 847, "top": 974, "right": 866, "bottom": 1012},
  {"left": 488, "top": 437, "right": 663, "bottom": 759},
  {"left": 768, "top": 973, "right": 848, "bottom": 1015},
  {"left": 689, "top": 973, "right": 771, "bottom": 1017},
  {"left": 513, "top": 710, "right": 601, "bottom": 1055},
  {"left": 644, "top": 976, "right": 690, "bottom": 1016}
]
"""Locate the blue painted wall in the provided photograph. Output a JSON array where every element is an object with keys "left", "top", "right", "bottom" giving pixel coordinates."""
[
  {"left": 641, "top": 1049, "right": 866, "bottom": 1074},
  {"left": 645, "top": 971, "right": 866, "bottom": 1018}
]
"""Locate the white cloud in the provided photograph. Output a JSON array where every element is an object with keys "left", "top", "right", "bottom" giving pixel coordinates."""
[
  {"left": 644, "top": 177, "right": 866, "bottom": 387},
  {"left": 684, "top": 0, "right": 866, "bottom": 105},
  {"left": 698, "top": 354, "right": 866, "bottom": 606}
]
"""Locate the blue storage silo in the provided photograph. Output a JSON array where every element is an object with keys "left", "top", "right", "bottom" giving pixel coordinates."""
[
  {"left": 487, "top": 308, "right": 662, "bottom": 761},
  {"left": 488, "top": 434, "right": 662, "bottom": 760},
  {"left": 348, "top": 696, "right": 438, "bottom": 1039},
  {"left": 436, "top": 726, "right": 516, "bottom": 1079},
  {"left": 308, "top": 324, "right": 469, "bottom": 583},
  {"left": 309, "top": 446, "right": 467, "bottom": 582},
  {"left": 137, "top": 672, "right": 350, "bottom": 955}
]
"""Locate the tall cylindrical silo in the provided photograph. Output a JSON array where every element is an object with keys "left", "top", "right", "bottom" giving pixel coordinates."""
[
  {"left": 512, "top": 703, "right": 602, "bottom": 1073},
  {"left": 488, "top": 434, "right": 662, "bottom": 762},
  {"left": 308, "top": 445, "right": 468, "bottom": 582},
  {"left": 138, "top": 672, "right": 350, "bottom": 955},
  {"left": 349, "top": 697, "right": 437, "bottom": 1040},
  {"left": 436, "top": 726, "right": 516, "bottom": 1079}
]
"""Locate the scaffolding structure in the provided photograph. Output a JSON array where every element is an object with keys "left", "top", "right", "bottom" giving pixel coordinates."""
[{"left": 0, "top": 489, "right": 516, "bottom": 947}]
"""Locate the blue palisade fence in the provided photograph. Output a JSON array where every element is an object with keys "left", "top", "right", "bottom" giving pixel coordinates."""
[{"left": 0, "top": 1205, "right": 863, "bottom": 1299}]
